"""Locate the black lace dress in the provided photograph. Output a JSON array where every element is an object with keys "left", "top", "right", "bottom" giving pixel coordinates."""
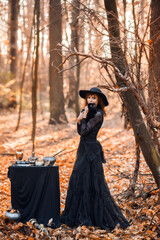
[{"left": 61, "top": 108, "right": 129, "bottom": 230}]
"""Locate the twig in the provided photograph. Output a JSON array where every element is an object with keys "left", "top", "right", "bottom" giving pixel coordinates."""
[
  {"left": 0, "top": 153, "right": 15, "bottom": 156},
  {"left": 53, "top": 149, "right": 66, "bottom": 157},
  {"left": 57, "top": 56, "right": 87, "bottom": 73},
  {"left": 58, "top": 148, "right": 77, "bottom": 156},
  {"left": 130, "top": 141, "right": 140, "bottom": 195},
  {"left": 117, "top": 169, "right": 131, "bottom": 179},
  {"left": 142, "top": 212, "right": 160, "bottom": 233},
  {"left": 135, "top": 187, "right": 159, "bottom": 199}
]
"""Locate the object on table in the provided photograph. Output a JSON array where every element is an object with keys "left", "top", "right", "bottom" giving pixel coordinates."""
[
  {"left": 43, "top": 156, "right": 56, "bottom": 166},
  {"left": 15, "top": 160, "right": 30, "bottom": 166},
  {"left": 5, "top": 209, "right": 21, "bottom": 221},
  {"left": 35, "top": 161, "right": 44, "bottom": 166},
  {"left": 16, "top": 150, "right": 23, "bottom": 161},
  {"left": 28, "top": 151, "right": 39, "bottom": 164},
  {"left": 43, "top": 149, "right": 65, "bottom": 166}
]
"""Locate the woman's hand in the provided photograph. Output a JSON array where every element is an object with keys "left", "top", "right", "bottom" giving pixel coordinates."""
[
  {"left": 77, "top": 111, "right": 84, "bottom": 124},
  {"left": 83, "top": 106, "right": 88, "bottom": 118},
  {"left": 77, "top": 106, "right": 88, "bottom": 124}
]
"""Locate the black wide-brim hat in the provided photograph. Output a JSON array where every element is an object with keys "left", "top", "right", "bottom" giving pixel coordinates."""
[{"left": 79, "top": 87, "right": 109, "bottom": 106}]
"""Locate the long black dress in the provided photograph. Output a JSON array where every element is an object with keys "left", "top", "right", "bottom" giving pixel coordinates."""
[{"left": 61, "top": 108, "right": 129, "bottom": 230}]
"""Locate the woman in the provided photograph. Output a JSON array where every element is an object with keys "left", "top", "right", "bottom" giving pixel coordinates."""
[{"left": 61, "top": 87, "right": 129, "bottom": 230}]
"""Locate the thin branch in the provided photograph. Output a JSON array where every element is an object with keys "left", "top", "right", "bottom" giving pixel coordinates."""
[
  {"left": 58, "top": 56, "right": 87, "bottom": 73},
  {"left": 57, "top": 44, "right": 160, "bottom": 131},
  {"left": 98, "top": 85, "right": 130, "bottom": 93}
]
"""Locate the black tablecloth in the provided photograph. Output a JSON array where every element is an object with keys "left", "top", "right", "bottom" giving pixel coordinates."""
[{"left": 8, "top": 165, "right": 60, "bottom": 228}]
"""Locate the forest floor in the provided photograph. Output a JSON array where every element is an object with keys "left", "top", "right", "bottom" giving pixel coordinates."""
[{"left": 0, "top": 97, "right": 160, "bottom": 239}]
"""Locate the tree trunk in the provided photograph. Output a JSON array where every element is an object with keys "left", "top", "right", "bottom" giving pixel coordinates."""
[
  {"left": 32, "top": 0, "right": 40, "bottom": 152},
  {"left": 75, "top": 52, "right": 80, "bottom": 116},
  {"left": 39, "top": 0, "right": 46, "bottom": 120},
  {"left": 104, "top": 0, "right": 160, "bottom": 187},
  {"left": 140, "top": 0, "right": 145, "bottom": 34},
  {"left": 15, "top": 23, "right": 33, "bottom": 131},
  {"left": 149, "top": 0, "right": 160, "bottom": 121},
  {"left": 122, "top": 0, "right": 128, "bottom": 129},
  {"left": 9, "top": 0, "right": 19, "bottom": 78},
  {"left": 67, "top": 0, "right": 80, "bottom": 116},
  {"left": 123, "top": 0, "right": 127, "bottom": 57},
  {"left": 49, "top": 0, "right": 67, "bottom": 124}
]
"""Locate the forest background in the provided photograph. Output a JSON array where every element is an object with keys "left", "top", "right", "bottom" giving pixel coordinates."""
[{"left": 0, "top": 0, "right": 160, "bottom": 239}]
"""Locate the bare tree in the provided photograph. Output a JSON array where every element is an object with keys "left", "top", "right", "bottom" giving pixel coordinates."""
[
  {"left": 32, "top": 0, "right": 40, "bottom": 151},
  {"left": 104, "top": 0, "right": 160, "bottom": 187},
  {"left": 9, "top": 0, "right": 19, "bottom": 78},
  {"left": 15, "top": 23, "right": 33, "bottom": 131},
  {"left": 58, "top": 0, "right": 160, "bottom": 187},
  {"left": 49, "top": 0, "right": 67, "bottom": 124},
  {"left": 67, "top": 0, "right": 80, "bottom": 116},
  {"left": 149, "top": 0, "right": 160, "bottom": 122}
]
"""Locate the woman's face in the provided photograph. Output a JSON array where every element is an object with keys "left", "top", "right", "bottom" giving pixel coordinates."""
[{"left": 86, "top": 94, "right": 98, "bottom": 106}]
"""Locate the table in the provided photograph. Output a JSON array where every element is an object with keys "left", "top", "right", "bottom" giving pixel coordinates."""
[{"left": 8, "top": 165, "right": 60, "bottom": 228}]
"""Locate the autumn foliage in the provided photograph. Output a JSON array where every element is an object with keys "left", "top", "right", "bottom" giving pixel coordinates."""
[{"left": 0, "top": 99, "right": 160, "bottom": 239}]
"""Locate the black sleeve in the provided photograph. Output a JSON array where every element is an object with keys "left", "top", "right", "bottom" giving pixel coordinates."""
[
  {"left": 80, "top": 111, "right": 103, "bottom": 136},
  {"left": 77, "top": 122, "right": 82, "bottom": 135}
]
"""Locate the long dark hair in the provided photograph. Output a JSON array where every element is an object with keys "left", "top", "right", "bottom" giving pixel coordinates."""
[{"left": 84, "top": 93, "right": 106, "bottom": 116}]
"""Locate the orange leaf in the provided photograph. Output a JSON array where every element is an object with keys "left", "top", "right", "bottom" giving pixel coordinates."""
[
  {"left": 145, "top": 229, "right": 153, "bottom": 235},
  {"left": 28, "top": 237, "right": 34, "bottom": 240},
  {"left": 148, "top": 39, "right": 153, "bottom": 44},
  {"left": 134, "top": 1, "right": 140, "bottom": 6}
]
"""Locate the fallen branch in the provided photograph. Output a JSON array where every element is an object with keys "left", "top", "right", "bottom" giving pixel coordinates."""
[{"left": 0, "top": 153, "right": 15, "bottom": 156}]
